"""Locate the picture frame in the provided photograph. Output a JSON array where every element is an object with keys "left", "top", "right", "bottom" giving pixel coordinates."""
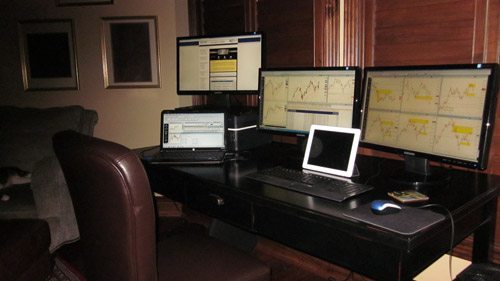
[
  {"left": 101, "top": 16, "right": 160, "bottom": 88},
  {"left": 56, "top": 0, "right": 113, "bottom": 6},
  {"left": 18, "top": 19, "right": 79, "bottom": 91}
]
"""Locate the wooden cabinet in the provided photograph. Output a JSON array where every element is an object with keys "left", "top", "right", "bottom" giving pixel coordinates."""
[
  {"left": 185, "top": 181, "right": 253, "bottom": 229},
  {"left": 362, "top": 0, "right": 499, "bottom": 66},
  {"left": 147, "top": 163, "right": 254, "bottom": 229}
]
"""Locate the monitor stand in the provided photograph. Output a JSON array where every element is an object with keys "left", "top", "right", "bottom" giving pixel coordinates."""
[
  {"left": 203, "top": 94, "right": 252, "bottom": 113},
  {"left": 283, "top": 135, "right": 308, "bottom": 163},
  {"left": 390, "top": 155, "right": 450, "bottom": 191}
]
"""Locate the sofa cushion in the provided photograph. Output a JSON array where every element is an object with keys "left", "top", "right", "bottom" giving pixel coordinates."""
[{"left": 0, "top": 106, "right": 97, "bottom": 171}]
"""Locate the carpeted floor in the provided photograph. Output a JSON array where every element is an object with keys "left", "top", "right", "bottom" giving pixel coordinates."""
[{"left": 46, "top": 257, "right": 86, "bottom": 281}]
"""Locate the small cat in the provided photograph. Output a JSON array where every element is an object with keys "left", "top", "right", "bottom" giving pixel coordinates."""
[{"left": 0, "top": 166, "right": 32, "bottom": 190}]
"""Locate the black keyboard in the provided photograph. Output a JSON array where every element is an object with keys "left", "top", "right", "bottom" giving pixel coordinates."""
[{"left": 246, "top": 166, "right": 373, "bottom": 202}]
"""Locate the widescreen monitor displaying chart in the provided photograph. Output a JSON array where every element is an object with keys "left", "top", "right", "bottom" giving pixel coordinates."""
[
  {"left": 360, "top": 64, "right": 498, "bottom": 172},
  {"left": 257, "top": 67, "right": 361, "bottom": 136}
]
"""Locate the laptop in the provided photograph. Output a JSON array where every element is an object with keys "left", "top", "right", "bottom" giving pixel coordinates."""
[
  {"left": 245, "top": 125, "right": 373, "bottom": 202},
  {"left": 148, "top": 110, "right": 227, "bottom": 164}
]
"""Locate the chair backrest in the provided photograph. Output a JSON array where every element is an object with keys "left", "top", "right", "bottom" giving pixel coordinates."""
[{"left": 53, "top": 130, "right": 158, "bottom": 281}]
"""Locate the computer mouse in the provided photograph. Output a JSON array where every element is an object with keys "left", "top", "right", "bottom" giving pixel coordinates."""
[{"left": 370, "top": 200, "right": 402, "bottom": 215}]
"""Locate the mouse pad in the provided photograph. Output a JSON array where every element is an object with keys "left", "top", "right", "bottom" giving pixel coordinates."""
[{"left": 342, "top": 204, "right": 446, "bottom": 235}]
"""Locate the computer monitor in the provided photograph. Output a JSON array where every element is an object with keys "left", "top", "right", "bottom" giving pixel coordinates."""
[
  {"left": 177, "top": 32, "right": 263, "bottom": 95},
  {"left": 359, "top": 63, "right": 498, "bottom": 187},
  {"left": 256, "top": 67, "right": 361, "bottom": 138}
]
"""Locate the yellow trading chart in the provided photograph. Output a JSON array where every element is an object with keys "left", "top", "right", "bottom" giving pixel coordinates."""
[
  {"left": 402, "top": 77, "right": 440, "bottom": 114},
  {"left": 434, "top": 117, "right": 482, "bottom": 161},
  {"left": 368, "top": 77, "right": 404, "bottom": 111},
  {"left": 262, "top": 76, "right": 287, "bottom": 127},
  {"left": 363, "top": 73, "right": 489, "bottom": 161},
  {"left": 261, "top": 70, "right": 357, "bottom": 132},
  {"left": 363, "top": 110, "right": 400, "bottom": 146},
  {"left": 288, "top": 76, "right": 326, "bottom": 103},
  {"left": 439, "top": 77, "right": 488, "bottom": 117},
  {"left": 328, "top": 77, "right": 356, "bottom": 105}
]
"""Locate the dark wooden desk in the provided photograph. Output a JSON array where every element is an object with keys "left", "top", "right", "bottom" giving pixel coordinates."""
[{"left": 141, "top": 143, "right": 499, "bottom": 281}]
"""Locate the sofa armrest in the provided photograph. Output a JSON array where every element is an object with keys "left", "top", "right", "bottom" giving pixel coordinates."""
[
  {"left": 0, "top": 106, "right": 98, "bottom": 172},
  {"left": 30, "top": 156, "right": 79, "bottom": 252},
  {"left": 80, "top": 109, "right": 98, "bottom": 136}
]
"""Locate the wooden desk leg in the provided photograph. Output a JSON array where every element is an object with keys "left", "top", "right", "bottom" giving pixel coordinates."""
[{"left": 472, "top": 199, "right": 497, "bottom": 263}]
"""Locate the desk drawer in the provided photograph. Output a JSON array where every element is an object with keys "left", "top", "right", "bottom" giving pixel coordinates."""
[
  {"left": 253, "top": 204, "right": 401, "bottom": 280},
  {"left": 186, "top": 183, "right": 252, "bottom": 229}
]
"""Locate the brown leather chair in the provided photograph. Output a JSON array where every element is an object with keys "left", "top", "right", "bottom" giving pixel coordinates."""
[{"left": 52, "top": 130, "right": 270, "bottom": 281}]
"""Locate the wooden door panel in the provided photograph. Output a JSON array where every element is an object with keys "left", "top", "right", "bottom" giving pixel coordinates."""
[
  {"left": 202, "top": 0, "right": 246, "bottom": 34},
  {"left": 371, "top": 0, "right": 476, "bottom": 66},
  {"left": 257, "top": 0, "right": 314, "bottom": 67}
]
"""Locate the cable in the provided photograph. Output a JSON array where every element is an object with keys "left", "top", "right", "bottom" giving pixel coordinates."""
[
  {"left": 363, "top": 158, "right": 386, "bottom": 185},
  {"left": 418, "top": 203, "right": 455, "bottom": 280}
]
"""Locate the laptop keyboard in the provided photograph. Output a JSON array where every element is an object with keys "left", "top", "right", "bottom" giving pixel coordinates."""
[
  {"left": 246, "top": 166, "right": 373, "bottom": 202},
  {"left": 157, "top": 150, "right": 225, "bottom": 162}
]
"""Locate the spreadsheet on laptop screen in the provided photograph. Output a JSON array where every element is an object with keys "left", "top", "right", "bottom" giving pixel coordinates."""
[{"left": 162, "top": 112, "right": 225, "bottom": 149}]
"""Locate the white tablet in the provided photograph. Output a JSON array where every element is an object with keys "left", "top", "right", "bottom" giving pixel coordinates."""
[{"left": 302, "top": 125, "right": 361, "bottom": 178}]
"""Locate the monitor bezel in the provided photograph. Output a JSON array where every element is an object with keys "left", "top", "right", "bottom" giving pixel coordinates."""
[
  {"left": 176, "top": 31, "right": 265, "bottom": 96},
  {"left": 358, "top": 63, "right": 499, "bottom": 170},
  {"left": 256, "top": 66, "right": 363, "bottom": 137}
]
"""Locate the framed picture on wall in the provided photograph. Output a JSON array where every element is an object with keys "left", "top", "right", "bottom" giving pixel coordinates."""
[
  {"left": 56, "top": 0, "right": 113, "bottom": 6},
  {"left": 101, "top": 16, "right": 160, "bottom": 89},
  {"left": 18, "top": 19, "right": 79, "bottom": 91}
]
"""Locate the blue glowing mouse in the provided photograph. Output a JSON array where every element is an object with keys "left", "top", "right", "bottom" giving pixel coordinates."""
[{"left": 370, "top": 200, "right": 402, "bottom": 215}]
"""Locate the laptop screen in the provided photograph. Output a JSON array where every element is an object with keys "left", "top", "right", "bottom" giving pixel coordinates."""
[
  {"left": 161, "top": 111, "right": 226, "bottom": 150},
  {"left": 302, "top": 125, "right": 361, "bottom": 177}
]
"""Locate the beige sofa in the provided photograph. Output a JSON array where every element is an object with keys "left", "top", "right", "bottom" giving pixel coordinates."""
[{"left": 0, "top": 105, "right": 98, "bottom": 252}]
